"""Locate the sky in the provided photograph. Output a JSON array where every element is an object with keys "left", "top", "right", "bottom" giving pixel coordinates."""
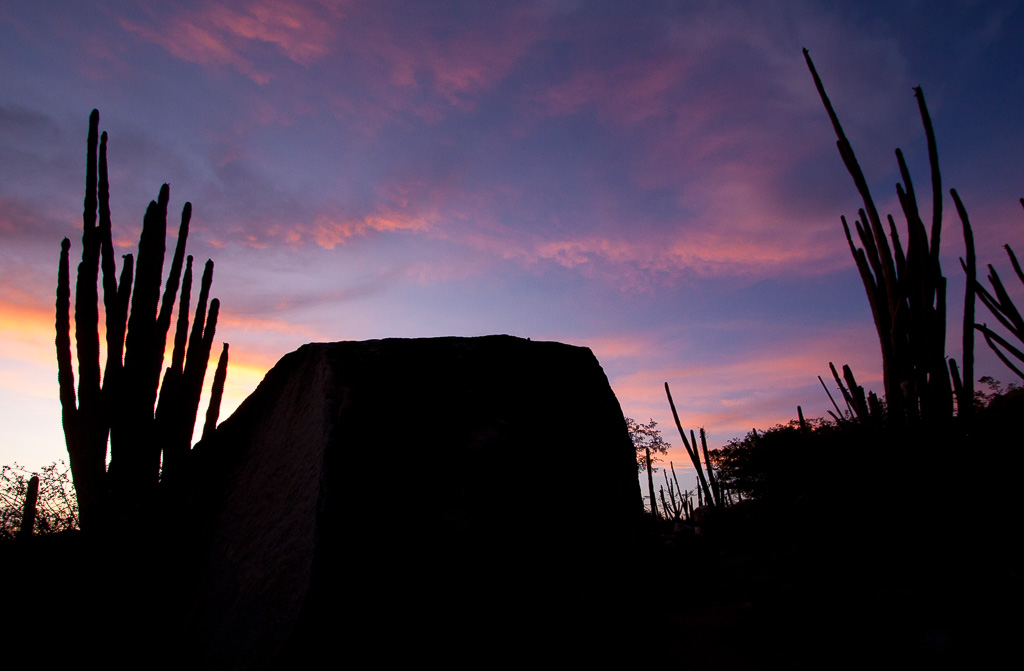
[{"left": 2, "top": 1, "right": 1023, "bottom": 495}]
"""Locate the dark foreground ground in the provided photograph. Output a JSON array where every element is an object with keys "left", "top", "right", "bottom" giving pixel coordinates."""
[
  {"left": 641, "top": 497, "right": 1023, "bottom": 670},
  {"left": 1, "top": 497, "right": 1021, "bottom": 670}
]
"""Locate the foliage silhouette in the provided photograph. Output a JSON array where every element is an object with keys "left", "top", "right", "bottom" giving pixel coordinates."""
[
  {"left": 626, "top": 416, "right": 669, "bottom": 471},
  {"left": 626, "top": 416, "right": 670, "bottom": 518},
  {"left": 0, "top": 461, "right": 78, "bottom": 539}
]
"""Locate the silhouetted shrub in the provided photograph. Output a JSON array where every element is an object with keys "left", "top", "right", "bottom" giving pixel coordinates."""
[{"left": 0, "top": 461, "right": 78, "bottom": 539}]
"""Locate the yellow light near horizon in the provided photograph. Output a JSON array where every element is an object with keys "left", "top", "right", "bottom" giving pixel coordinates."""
[{"left": 0, "top": 292, "right": 280, "bottom": 469}]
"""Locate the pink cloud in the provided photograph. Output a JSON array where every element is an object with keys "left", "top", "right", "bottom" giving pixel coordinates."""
[
  {"left": 116, "top": 0, "right": 545, "bottom": 124},
  {"left": 314, "top": 2, "right": 548, "bottom": 129},
  {"left": 538, "top": 57, "right": 694, "bottom": 125},
  {"left": 207, "top": 0, "right": 340, "bottom": 64},
  {"left": 309, "top": 210, "right": 433, "bottom": 249},
  {"left": 218, "top": 313, "right": 319, "bottom": 339},
  {"left": 574, "top": 334, "right": 663, "bottom": 361},
  {"left": 120, "top": 0, "right": 343, "bottom": 84},
  {"left": 607, "top": 326, "right": 884, "bottom": 444},
  {"left": 279, "top": 168, "right": 848, "bottom": 291},
  {"left": 453, "top": 219, "right": 843, "bottom": 291}
]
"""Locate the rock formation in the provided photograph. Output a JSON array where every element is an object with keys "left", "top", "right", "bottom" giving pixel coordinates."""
[{"left": 184, "top": 335, "right": 641, "bottom": 667}]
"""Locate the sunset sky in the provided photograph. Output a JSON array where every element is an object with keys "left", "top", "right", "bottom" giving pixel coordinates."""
[{"left": 2, "top": 1, "right": 1023, "bottom": 492}]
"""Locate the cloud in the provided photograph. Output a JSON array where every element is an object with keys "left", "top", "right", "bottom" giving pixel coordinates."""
[
  {"left": 575, "top": 333, "right": 669, "bottom": 362},
  {"left": 310, "top": 210, "right": 431, "bottom": 249},
  {"left": 0, "top": 296, "right": 53, "bottom": 347},
  {"left": 328, "top": 1, "right": 547, "bottom": 117},
  {"left": 87, "top": 2, "right": 895, "bottom": 292},
  {"left": 119, "top": 0, "right": 343, "bottom": 84},
  {"left": 609, "top": 325, "right": 884, "bottom": 444},
  {"left": 115, "top": 0, "right": 546, "bottom": 128}
]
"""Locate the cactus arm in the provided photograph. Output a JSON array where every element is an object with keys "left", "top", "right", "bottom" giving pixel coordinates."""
[
  {"left": 976, "top": 325, "right": 1024, "bottom": 380},
  {"left": 75, "top": 111, "right": 103, "bottom": 434},
  {"left": 201, "top": 342, "right": 229, "bottom": 442},
  {"left": 951, "top": 189, "right": 976, "bottom": 421},
  {"left": 829, "top": 362, "right": 855, "bottom": 415},
  {"left": 888, "top": 215, "right": 906, "bottom": 280},
  {"left": 170, "top": 256, "right": 193, "bottom": 374},
  {"left": 57, "top": 238, "right": 77, "bottom": 423},
  {"left": 700, "top": 428, "right": 720, "bottom": 507},
  {"left": 183, "top": 260, "right": 214, "bottom": 384},
  {"left": 819, "top": 375, "right": 844, "bottom": 419},
  {"left": 986, "top": 268, "right": 1024, "bottom": 337},
  {"left": 154, "top": 202, "right": 192, "bottom": 383},
  {"left": 124, "top": 186, "right": 169, "bottom": 400},
  {"left": 915, "top": 87, "right": 943, "bottom": 267},
  {"left": 114, "top": 189, "right": 168, "bottom": 487}
]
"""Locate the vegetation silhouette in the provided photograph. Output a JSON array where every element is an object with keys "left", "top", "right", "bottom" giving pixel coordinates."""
[
  {"left": 657, "top": 460, "right": 694, "bottom": 521},
  {"left": 675, "top": 50, "right": 1024, "bottom": 667},
  {"left": 666, "top": 382, "right": 721, "bottom": 508},
  {"left": 644, "top": 53, "right": 1024, "bottom": 669},
  {"left": 627, "top": 416, "right": 670, "bottom": 517},
  {"left": 971, "top": 205, "right": 1024, "bottom": 379},
  {"left": 56, "top": 110, "right": 228, "bottom": 530},
  {"left": 3, "top": 48, "right": 1022, "bottom": 668},
  {"left": 805, "top": 48, "right": 976, "bottom": 425},
  {"left": 0, "top": 461, "right": 78, "bottom": 539}
]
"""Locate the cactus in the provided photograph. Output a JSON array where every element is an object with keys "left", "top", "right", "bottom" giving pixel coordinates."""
[
  {"left": 951, "top": 191, "right": 978, "bottom": 419},
  {"left": 818, "top": 375, "right": 844, "bottom": 422},
  {"left": 969, "top": 201, "right": 1024, "bottom": 381},
  {"left": 56, "top": 110, "right": 227, "bottom": 529},
  {"left": 699, "top": 428, "right": 722, "bottom": 507},
  {"left": 202, "top": 343, "right": 230, "bottom": 442},
  {"left": 17, "top": 475, "right": 39, "bottom": 540},
  {"left": 804, "top": 49, "right": 976, "bottom": 424},
  {"left": 664, "top": 382, "right": 719, "bottom": 507},
  {"left": 659, "top": 462, "right": 689, "bottom": 521},
  {"left": 645, "top": 445, "right": 659, "bottom": 519}
]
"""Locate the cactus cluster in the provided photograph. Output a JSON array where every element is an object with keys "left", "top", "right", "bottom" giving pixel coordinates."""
[
  {"left": 664, "top": 382, "right": 721, "bottom": 508},
  {"left": 804, "top": 49, "right": 979, "bottom": 424},
  {"left": 817, "top": 362, "right": 884, "bottom": 423},
  {"left": 658, "top": 462, "right": 692, "bottom": 521},
  {"left": 56, "top": 110, "right": 228, "bottom": 530}
]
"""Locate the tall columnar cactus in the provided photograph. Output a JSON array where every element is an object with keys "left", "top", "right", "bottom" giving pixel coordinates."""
[
  {"left": 699, "top": 428, "right": 721, "bottom": 507},
  {"left": 951, "top": 191, "right": 978, "bottom": 420},
  {"left": 17, "top": 475, "right": 39, "bottom": 540},
  {"left": 56, "top": 110, "right": 227, "bottom": 529},
  {"left": 664, "top": 382, "right": 719, "bottom": 508},
  {"left": 644, "top": 445, "right": 659, "bottom": 519},
  {"left": 805, "top": 49, "right": 976, "bottom": 424}
]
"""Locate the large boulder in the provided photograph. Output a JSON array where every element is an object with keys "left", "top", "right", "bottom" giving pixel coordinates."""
[{"left": 184, "top": 335, "right": 641, "bottom": 667}]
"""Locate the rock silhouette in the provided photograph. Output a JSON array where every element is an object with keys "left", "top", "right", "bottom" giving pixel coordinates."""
[{"left": 184, "top": 335, "right": 641, "bottom": 666}]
